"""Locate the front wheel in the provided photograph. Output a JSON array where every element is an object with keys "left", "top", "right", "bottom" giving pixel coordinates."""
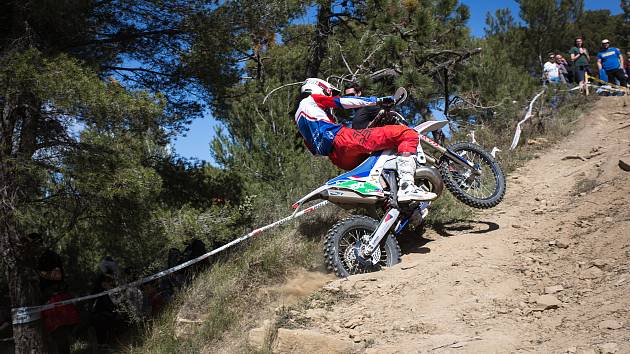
[
  {"left": 324, "top": 215, "right": 401, "bottom": 278},
  {"left": 439, "top": 142, "right": 506, "bottom": 209}
]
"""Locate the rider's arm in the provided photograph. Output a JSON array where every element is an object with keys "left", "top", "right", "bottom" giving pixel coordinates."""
[{"left": 311, "top": 94, "right": 379, "bottom": 110}]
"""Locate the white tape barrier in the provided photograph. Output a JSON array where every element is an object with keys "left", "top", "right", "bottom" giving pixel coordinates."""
[
  {"left": 510, "top": 88, "right": 547, "bottom": 150},
  {"left": 510, "top": 81, "right": 626, "bottom": 151},
  {"left": 12, "top": 201, "right": 330, "bottom": 325}
]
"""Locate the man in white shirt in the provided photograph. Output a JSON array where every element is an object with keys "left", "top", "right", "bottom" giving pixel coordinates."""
[{"left": 543, "top": 53, "right": 561, "bottom": 84}]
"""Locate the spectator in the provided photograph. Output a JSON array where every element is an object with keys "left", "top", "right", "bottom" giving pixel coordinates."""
[
  {"left": 141, "top": 281, "right": 167, "bottom": 317},
  {"left": 569, "top": 37, "right": 590, "bottom": 89},
  {"left": 597, "top": 39, "right": 627, "bottom": 87},
  {"left": 166, "top": 248, "right": 185, "bottom": 290},
  {"left": 343, "top": 83, "right": 380, "bottom": 129},
  {"left": 118, "top": 267, "right": 145, "bottom": 322},
  {"left": 89, "top": 273, "right": 125, "bottom": 346},
  {"left": 98, "top": 256, "right": 119, "bottom": 279},
  {"left": 183, "top": 239, "right": 209, "bottom": 279},
  {"left": 35, "top": 235, "right": 80, "bottom": 354},
  {"left": 555, "top": 54, "right": 570, "bottom": 83},
  {"left": 543, "top": 53, "right": 562, "bottom": 84},
  {"left": 625, "top": 50, "right": 630, "bottom": 85}
]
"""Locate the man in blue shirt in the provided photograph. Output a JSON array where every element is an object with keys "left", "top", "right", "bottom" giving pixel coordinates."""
[{"left": 597, "top": 39, "right": 627, "bottom": 87}]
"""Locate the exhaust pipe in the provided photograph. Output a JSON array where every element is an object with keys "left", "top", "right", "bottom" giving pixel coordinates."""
[{"left": 415, "top": 166, "right": 444, "bottom": 196}]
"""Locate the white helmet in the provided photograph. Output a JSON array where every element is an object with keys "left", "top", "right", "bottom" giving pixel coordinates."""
[{"left": 300, "top": 78, "right": 339, "bottom": 96}]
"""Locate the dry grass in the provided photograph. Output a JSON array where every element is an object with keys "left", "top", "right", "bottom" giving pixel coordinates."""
[{"left": 127, "top": 209, "right": 338, "bottom": 354}]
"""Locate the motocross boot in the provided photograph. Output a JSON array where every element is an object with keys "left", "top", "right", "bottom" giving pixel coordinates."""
[{"left": 396, "top": 155, "right": 437, "bottom": 203}]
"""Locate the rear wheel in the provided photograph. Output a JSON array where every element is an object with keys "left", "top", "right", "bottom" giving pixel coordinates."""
[
  {"left": 324, "top": 215, "right": 401, "bottom": 278},
  {"left": 439, "top": 142, "right": 506, "bottom": 209}
]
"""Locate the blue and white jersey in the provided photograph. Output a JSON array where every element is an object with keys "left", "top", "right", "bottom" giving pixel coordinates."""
[
  {"left": 597, "top": 48, "right": 622, "bottom": 71},
  {"left": 294, "top": 94, "right": 378, "bottom": 156}
]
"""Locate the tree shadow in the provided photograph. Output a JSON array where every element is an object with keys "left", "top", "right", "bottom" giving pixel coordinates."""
[{"left": 431, "top": 219, "right": 500, "bottom": 237}]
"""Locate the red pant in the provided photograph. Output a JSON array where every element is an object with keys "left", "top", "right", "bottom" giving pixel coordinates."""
[{"left": 329, "top": 126, "right": 419, "bottom": 171}]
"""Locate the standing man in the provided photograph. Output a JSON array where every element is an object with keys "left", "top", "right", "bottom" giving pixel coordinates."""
[
  {"left": 569, "top": 37, "right": 590, "bottom": 89},
  {"left": 343, "top": 83, "right": 380, "bottom": 129},
  {"left": 597, "top": 39, "right": 627, "bottom": 87}
]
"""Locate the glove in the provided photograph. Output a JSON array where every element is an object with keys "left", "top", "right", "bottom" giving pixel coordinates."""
[{"left": 376, "top": 96, "right": 395, "bottom": 106}]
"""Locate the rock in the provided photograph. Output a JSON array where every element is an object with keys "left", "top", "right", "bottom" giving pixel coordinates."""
[
  {"left": 174, "top": 313, "right": 208, "bottom": 340},
  {"left": 248, "top": 328, "right": 267, "bottom": 350},
  {"left": 598, "top": 320, "right": 623, "bottom": 330},
  {"left": 591, "top": 259, "right": 608, "bottom": 268},
  {"left": 562, "top": 155, "right": 586, "bottom": 161},
  {"left": 346, "top": 328, "right": 360, "bottom": 339},
  {"left": 535, "top": 294, "right": 561, "bottom": 310},
  {"left": 598, "top": 342, "right": 618, "bottom": 354},
  {"left": 580, "top": 266, "right": 604, "bottom": 279},
  {"left": 323, "top": 283, "right": 341, "bottom": 293},
  {"left": 305, "top": 308, "right": 327, "bottom": 320},
  {"left": 604, "top": 217, "right": 613, "bottom": 223},
  {"left": 512, "top": 224, "right": 525, "bottom": 229},
  {"left": 365, "top": 346, "right": 400, "bottom": 354},
  {"left": 556, "top": 240, "right": 570, "bottom": 249},
  {"left": 566, "top": 347, "right": 577, "bottom": 353},
  {"left": 544, "top": 285, "right": 564, "bottom": 294},
  {"left": 275, "top": 328, "right": 355, "bottom": 353},
  {"left": 248, "top": 320, "right": 273, "bottom": 350},
  {"left": 619, "top": 160, "right": 630, "bottom": 172},
  {"left": 578, "top": 349, "right": 597, "bottom": 354},
  {"left": 343, "top": 317, "right": 361, "bottom": 329}
]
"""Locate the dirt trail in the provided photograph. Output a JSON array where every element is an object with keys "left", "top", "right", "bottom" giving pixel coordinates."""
[{"left": 269, "top": 96, "right": 630, "bottom": 353}]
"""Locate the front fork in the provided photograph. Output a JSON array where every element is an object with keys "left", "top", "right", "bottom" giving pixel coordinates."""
[{"left": 363, "top": 208, "right": 400, "bottom": 258}]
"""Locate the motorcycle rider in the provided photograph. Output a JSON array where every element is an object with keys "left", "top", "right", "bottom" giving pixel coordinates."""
[{"left": 294, "top": 78, "right": 436, "bottom": 202}]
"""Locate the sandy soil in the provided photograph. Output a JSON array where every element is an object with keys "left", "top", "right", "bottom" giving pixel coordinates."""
[{"left": 269, "top": 96, "right": 630, "bottom": 354}]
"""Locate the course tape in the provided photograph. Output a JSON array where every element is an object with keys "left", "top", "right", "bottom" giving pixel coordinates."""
[
  {"left": 510, "top": 88, "right": 547, "bottom": 150},
  {"left": 586, "top": 74, "right": 630, "bottom": 92},
  {"left": 11, "top": 201, "right": 330, "bottom": 325}
]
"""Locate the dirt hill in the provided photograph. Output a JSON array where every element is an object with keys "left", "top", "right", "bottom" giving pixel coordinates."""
[{"left": 248, "top": 96, "right": 630, "bottom": 353}]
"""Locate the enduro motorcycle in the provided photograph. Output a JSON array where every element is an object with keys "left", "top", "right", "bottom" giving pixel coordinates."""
[{"left": 292, "top": 88, "right": 506, "bottom": 277}]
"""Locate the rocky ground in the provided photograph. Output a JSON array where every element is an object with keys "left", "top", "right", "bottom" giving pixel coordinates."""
[{"left": 247, "top": 96, "right": 630, "bottom": 353}]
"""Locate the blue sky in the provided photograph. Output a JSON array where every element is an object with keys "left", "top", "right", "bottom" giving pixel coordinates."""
[{"left": 171, "top": 0, "right": 624, "bottom": 162}]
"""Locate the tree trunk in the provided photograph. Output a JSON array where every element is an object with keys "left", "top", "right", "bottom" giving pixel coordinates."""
[
  {"left": 0, "top": 94, "right": 48, "bottom": 353},
  {"left": 0, "top": 170, "right": 47, "bottom": 354},
  {"left": 305, "top": 0, "right": 332, "bottom": 78}
]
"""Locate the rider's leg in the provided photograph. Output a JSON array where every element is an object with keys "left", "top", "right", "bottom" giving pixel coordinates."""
[
  {"left": 396, "top": 152, "right": 436, "bottom": 202},
  {"left": 329, "top": 126, "right": 436, "bottom": 202},
  {"left": 330, "top": 125, "right": 417, "bottom": 170}
]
